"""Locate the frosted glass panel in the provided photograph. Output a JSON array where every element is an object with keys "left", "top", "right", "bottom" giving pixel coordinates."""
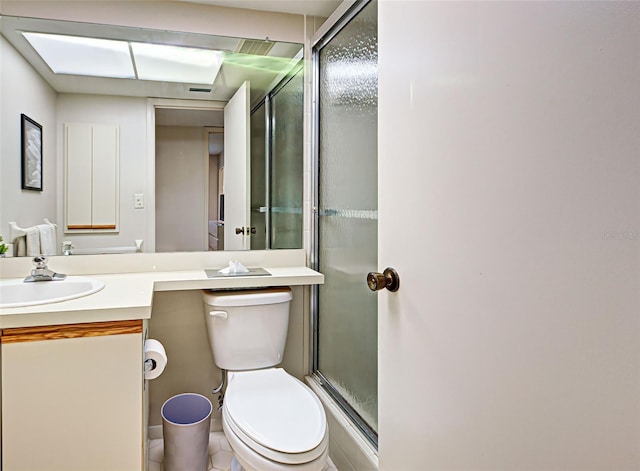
[
  {"left": 250, "top": 102, "right": 267, "bottom": 249},
  {"left": 271, "top": 68, "right": 303, "bottom": 249},
  {"left": 317, "top": 0, "right": 378, "bottom": 433}
]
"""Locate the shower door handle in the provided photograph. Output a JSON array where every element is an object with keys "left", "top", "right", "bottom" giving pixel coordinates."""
[
  {"left": 235, "top": 227, "right": 256, "bottom": 235},
  {"left": 367, "top": 267, "right": 400, "bottom": 292}
]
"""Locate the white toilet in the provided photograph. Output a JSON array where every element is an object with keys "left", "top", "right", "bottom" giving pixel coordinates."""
[{"left": 202, "top": 287, "right": 328, "bottom": 471}]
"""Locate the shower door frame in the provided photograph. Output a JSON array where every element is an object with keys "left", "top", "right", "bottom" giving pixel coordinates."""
[
  {"left": 310, "top": 0, "right": 378, "bottom": 450},
  {"left": 250, "top": 97, "right": 271, "bottom": 250}
]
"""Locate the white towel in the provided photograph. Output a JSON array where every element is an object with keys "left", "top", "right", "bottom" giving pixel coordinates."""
[
  {"left": 25, "top": 227, "right": 41, "bottom": 256},
  {"left": 15, "top": 236, "right": 26, "bottom": 256},
  {"left": 37, "top": 224, "right": 57, "bottom": 255}
]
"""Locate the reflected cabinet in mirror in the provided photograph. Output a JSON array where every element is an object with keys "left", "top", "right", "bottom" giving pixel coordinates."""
[{"left": 0, "top": 11, "right": 304, "bottom": 256}]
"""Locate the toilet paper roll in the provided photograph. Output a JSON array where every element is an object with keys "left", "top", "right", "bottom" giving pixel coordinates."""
[{"left": 144, "top": 339, "right": 167, "bottom": 380}]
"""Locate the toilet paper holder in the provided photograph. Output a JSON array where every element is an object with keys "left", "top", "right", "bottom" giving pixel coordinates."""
[
  {"left": 143, "top": 338, "right": 167, "bottom": 380},
  {"left": 144, "top": 358, "right": 157, "bottom": 372}
]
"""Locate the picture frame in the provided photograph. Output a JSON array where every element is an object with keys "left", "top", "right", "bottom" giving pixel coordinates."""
[{"left": 21, "top": 114, "right": 43, "bottom": 191}]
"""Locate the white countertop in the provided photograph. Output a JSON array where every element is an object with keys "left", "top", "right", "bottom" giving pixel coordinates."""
[{"left": 0, "top": 266, "right": 323, "bottom": 329}]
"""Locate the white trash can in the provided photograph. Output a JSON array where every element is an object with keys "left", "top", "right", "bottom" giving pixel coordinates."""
[{"left": 161, "top": 393, "right": 212, "bottom": 471}]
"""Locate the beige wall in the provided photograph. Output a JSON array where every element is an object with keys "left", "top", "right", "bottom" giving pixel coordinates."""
[
  {"left": 208, "top": 154, "right": 219, "bottom": 223},
  {"left": 155, "top": 126, "right": 208, "bottom": 252},
  {"left": 147, "top": 285, "right": 306, "bottom": 426}
]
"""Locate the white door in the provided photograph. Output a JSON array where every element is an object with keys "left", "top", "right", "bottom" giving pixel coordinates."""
[
  {"left": 224, "top": 81, "right": 250, "bottom": 250},
  {"left": 378, "top": 1, "right": 640, "bottom": 469}
]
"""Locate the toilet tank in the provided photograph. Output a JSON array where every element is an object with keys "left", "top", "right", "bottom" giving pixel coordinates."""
[{"left": 202, "top": 287, "right": 293, "bottom": 371}]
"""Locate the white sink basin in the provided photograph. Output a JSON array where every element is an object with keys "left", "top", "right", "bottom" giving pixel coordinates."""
[{"left": 0, "top": 276, "right": 105, "bottom": 308}]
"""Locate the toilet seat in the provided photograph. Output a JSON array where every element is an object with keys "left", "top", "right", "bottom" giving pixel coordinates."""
[
  {"left": 223, "top": 412, "right": 329, "bottom": 471},
  {"left": 224, "top": 368, "right": 327, "bottom": 465}
]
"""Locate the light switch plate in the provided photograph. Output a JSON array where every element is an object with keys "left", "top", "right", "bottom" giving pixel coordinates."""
[{"left": 134, "top": 193, "right": 144, "bottom": 209}]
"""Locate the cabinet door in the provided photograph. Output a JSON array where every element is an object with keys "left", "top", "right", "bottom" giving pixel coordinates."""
[
  {"left": 92, "top": 124, "right": 119, "bottom": 229},
  {"left": 2, "top": 326, "right": 143, "bottom": 471},
  {"left": 65, "top": 122, "right": 119, "bottom": 231},
  {"left": 65, "top": 123, "right": 93, "bottom": 229}
]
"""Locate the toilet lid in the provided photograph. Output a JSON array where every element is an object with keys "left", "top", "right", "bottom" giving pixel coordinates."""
[{"left": 225, "top": 368, "right": 326, "bottom": 454}]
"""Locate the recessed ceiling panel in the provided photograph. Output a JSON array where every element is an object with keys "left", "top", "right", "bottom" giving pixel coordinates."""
[
  {"left": 131, "top": 43, "right": 224, "bottom": 84},
  {"left": 22, "top": 32, "right": 135, "bottom": 79},
  {"left": 4, "top": 16, "right": 302, "bottom": 102}
]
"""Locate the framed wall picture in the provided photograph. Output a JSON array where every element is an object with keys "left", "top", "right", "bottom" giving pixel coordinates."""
[{"left": 21, "top": 114, "right": 43, "bottom": 191}]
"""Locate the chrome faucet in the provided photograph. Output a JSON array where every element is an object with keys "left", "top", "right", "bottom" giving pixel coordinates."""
[
  {"left": 62, "top": 241, "right": 74, "bottom": 256},
  {"left": 24, "top": 255, "right": 67, "bottom": 282}
]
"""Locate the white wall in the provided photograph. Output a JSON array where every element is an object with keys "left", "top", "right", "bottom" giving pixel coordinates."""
[
  {"left": 0, "top": 36, "right": 57, "bottom": 249},
  {"left": 155, "top": 125, "right": 208, "bottom": 252},
  {"left": 378, "top": 1, "right": 640, "bottom": 469},
  {"left": 56, "top": 94, "right": 148, "bottom": 252}
]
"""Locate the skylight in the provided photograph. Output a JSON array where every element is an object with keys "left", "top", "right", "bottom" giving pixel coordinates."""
[
  {"left": 21, "top": 32, "right": 224, "bottom": 84},
  {"left": 22, "top": 32, "right": 135, "bottom": 79},
  {"left": 131, "top": 43, "right": 223, "bottom": 84}
]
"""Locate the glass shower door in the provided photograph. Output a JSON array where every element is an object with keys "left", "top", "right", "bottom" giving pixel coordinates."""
[
  {"left": 270, "top": 68, "right": 303, "bottom": 249},
  {"left": 250, "top": 101, "right": 267, "bottom": 249},
  {"left": 314, "top": 0, "right": 378, "bottom": 444},
  {"left": 249, "top": 66, "right": 303, "bottom": 250}
]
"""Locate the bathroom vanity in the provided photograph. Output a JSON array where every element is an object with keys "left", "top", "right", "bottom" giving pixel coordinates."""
[
  {"left": 0, "top": 250, "right": 322, "bottom": 471},
  {"left": 1, "top": 320, "right": 144, "bottom": 470}
]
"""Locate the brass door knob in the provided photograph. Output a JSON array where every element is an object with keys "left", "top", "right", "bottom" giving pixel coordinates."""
[{"left": 367, "top": 267, "right": 400, "bottom": 292}]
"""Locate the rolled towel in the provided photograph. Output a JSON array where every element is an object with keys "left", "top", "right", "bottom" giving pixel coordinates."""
[
  {"left": 25, "top": 227, "right": 40, "bottom": 256},
  {"left": 15, "top": 236, "right": 26, "bottom": 256},
  {"left": 37, "top": 224, "right": 56, "bottom": 255}
]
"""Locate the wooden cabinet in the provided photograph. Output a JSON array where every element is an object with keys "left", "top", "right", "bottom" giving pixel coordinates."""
[
  {"left": 64, "top": 123, "right": 119, "bottom": 231},
  {"left": 1, "top": 320, "right": 143, "bottom": 471}
]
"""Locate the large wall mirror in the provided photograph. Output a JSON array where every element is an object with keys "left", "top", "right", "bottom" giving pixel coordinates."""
[{"left": 0, "top": 13, "right": 304, "bottom": 255}]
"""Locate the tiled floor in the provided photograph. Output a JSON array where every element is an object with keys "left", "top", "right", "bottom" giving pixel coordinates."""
[
  {"left": 148, "top": 431, "right": 234, "bottom": 471},
  {"left": 148, "top": 416, "right": 338, "bottom": 471}
]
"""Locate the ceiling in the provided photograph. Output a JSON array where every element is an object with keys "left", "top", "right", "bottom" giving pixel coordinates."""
[
  {"left": 177, "top": 0, "right": 343, "bottom": 17},
  {"left": 1, "top": 16, "right": 303, "bottom": 104},
  {"left": 2, "top": 1, "right": 328, "bottom": 129}
]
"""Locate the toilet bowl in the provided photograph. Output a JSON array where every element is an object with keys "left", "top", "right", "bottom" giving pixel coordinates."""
[
  {"left": 222, "top": 369, "right": 328, "bottom": 471},
  {"left": 202, "top": 288, "right": 329, "bottom": 471}
]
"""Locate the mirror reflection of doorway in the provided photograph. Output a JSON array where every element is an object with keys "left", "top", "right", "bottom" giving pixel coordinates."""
[
  {"left": 154, "top": 66, "right": 303, "bottom": 253},
  {"left": 154, "top": 108, "right": 223, "bottom": 252}
]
